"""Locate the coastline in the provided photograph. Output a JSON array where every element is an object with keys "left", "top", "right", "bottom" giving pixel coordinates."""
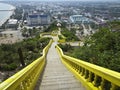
[
  {"left": 0, "top": 3, "right": 16, "bottom": 27},
  {"left": 0, "top": 3, "right": 15, "bottom": 10},
  {"left": 0, "top": 11, "right": 14, "bottom": 27}
]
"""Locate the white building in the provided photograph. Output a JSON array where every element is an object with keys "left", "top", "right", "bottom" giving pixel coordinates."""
[
  {"left": 8, "top": 19, "right": 18, "bottom": 25},
  {"left": 7, "top": 19, "right": 18, "bottom": 28},
  {"left": 69, "top": 15, "right": 91, "bottom": 24}
]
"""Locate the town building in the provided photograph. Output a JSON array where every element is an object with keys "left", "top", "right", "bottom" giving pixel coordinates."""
[
  {"left": 7, "top": 19, "right": 18, "bottom": 28},
  {"left": 69, "top": 15, "right": 91, "bottom": 24},
  {"left": 27, "top": 14, "right": 50, "bottom": 26}
]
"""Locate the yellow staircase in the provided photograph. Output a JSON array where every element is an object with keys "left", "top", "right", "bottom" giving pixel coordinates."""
[{"left": 39, "top": 42, "right": 85, "bottom": 90}]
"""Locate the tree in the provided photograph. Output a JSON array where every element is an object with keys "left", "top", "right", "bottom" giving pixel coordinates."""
[
  {"left": 10, "top": 34, "right": 13, "bottom": 38},
  {"left": 18, "top": 47, "right": 25, "bottom": 67}
]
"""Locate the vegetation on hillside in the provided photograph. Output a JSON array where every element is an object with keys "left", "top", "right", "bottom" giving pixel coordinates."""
[
  {"left": 58, "top": 43, "right": 72, "bottom": 52},
  {"left": 44, "top": 21, "right": 58, "bottom": 32},
  {"left": 61, "top": 27, "right": 79, "bottom": 42},
  {"left": 61, "top": 22, "right": 79, "bottom": 41},
  {"left": 109, "top": 21, "right": 120, "bottom": 31},
  {"left": 0, "top": 36, "right": 50, "bottom": 71},
  {"left": 21, "top": 27, "right": 40, "bottom": 37},
  {"left": 59, "top": 28, "right": 120, "bottom": 72}
]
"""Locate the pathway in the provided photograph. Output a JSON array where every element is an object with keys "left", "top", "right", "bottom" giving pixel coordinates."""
[{"left": 39, "top": 42, "right": 86, "bottom": 90}]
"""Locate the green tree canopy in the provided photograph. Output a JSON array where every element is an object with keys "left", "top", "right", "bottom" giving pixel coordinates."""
[{"left": 68, "top": 28, "right": 120, "bottom": 72}]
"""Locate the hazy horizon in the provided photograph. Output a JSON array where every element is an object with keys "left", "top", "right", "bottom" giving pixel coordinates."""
[{"left": 0, "top": 0, "right": 119, "bottom": 2}]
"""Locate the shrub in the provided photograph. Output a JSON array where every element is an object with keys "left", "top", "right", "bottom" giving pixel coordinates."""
[
  {"left": 1, "top": 63, "right": 17, "bottom": 71},
  {"left": 61, "top": 28, "right": 79, "bottom": 41},
  {"left": 58, "top": 43, "right": 72, "bottom": 52}
]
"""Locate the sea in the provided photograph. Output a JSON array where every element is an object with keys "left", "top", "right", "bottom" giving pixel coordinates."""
[{"left": 0, "top": 3, "right": 15, "bottom": 26}]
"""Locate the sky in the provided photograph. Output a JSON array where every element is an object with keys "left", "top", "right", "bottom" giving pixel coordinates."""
[
  {"left": 0, "top": 0, "right": 119, "bottom": 1},
  {"left": 0, "top": 0, "right": 118, "bottom": 1}
]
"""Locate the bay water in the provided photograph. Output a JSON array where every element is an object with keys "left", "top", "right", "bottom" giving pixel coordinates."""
[{"left": 0, "top": 3, "right": 15, "bottom": 26}]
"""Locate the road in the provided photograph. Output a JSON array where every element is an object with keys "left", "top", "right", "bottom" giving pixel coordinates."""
[
  {"left": 18, "top": 9, "right": 25, "bottom": 30},
  {"left": 82, "top": 24, "right": 90, "bottom": 36}
]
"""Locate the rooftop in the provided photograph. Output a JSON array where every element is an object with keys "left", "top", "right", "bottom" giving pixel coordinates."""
[
  {"left": 8, "top": 19, "right": 18, "bottom": 25},
  {"left": 70, "top": 15, "right": 91, "bottom": 24}
]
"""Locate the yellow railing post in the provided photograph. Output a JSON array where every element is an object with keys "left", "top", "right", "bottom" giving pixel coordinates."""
[
  {"left": 87, "top": 71, "right": 92, "bottom": 82},
  {"left": 98, "top": 78, "right": 105, "bottom": 90},
  {"left": 110, "top": 84, "right": 119, "bottom": 90}
]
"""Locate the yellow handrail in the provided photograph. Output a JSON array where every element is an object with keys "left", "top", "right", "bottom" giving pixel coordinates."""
[
  {"left": 40, "top": 32, "right": 51, "bottom": 37},
  {"left": 0, "top": 40, "right": 53, "bottom": 90},
  {"left": 56, "top": 45, "right": 120, "bottom": 90}
]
